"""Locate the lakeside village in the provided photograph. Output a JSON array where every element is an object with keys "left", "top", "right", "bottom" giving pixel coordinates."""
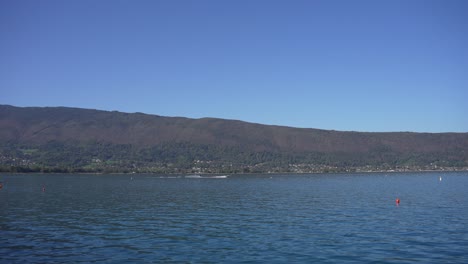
[{"left": 1, "top": 154, "right": 466, "bottom": 174}]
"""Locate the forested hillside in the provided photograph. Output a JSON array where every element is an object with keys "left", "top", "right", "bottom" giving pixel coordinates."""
[{"left": 1, "top": 105, "right": 467, "bottom": 173}]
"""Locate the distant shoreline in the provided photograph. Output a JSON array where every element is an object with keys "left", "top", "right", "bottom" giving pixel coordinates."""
[{"left": 1, "top": 169, "right": 467, "bottom": 175}]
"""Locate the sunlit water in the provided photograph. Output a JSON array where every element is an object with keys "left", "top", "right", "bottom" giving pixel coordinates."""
[{"left": 1, "top": 172, "right": 467, "bottom": 263}]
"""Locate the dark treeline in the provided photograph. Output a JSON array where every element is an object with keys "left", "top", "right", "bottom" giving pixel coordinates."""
[{"left": 1, "top": 141, "right": 466, "bottom": 174}]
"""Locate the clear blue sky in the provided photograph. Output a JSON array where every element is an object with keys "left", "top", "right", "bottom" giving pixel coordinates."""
[{"left": 1, "top": 0, "right": 467, "bottom": 132}]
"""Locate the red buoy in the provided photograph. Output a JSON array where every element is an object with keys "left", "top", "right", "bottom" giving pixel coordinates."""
[{"left": 396, "top": 198, "right": 400, "bottom": 205}]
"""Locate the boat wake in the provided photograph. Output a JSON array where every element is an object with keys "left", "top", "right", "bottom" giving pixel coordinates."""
[{"left": 185, "top": 175, "right": 229, "bottom": 179}]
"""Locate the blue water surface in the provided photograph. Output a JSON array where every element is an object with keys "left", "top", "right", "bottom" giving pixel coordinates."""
[{"left": 1, "top": 172, "right": 467, "bottom": 263}]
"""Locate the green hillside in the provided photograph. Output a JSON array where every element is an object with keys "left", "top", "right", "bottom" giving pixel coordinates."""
[{"left": 1, "top": 105, "right": 467, "bottom": 173}]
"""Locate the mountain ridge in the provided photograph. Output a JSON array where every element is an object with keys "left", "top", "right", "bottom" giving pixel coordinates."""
[{"left": 1, "top": 104, "right": 467, "bottom": 173}]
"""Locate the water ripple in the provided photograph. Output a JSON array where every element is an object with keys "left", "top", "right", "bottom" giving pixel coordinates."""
[{"left": 1, "top": 172, "right": 467, "bottom": 263}]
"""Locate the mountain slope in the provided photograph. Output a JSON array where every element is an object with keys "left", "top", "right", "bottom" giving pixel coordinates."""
[{"left": 1, "top": 105, "right": 467, "bottom": 173}]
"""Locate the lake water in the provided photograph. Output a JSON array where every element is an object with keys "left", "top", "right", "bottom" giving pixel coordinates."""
[{"left": 1, "top": 172, "right": 467, "bottom": 263}]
